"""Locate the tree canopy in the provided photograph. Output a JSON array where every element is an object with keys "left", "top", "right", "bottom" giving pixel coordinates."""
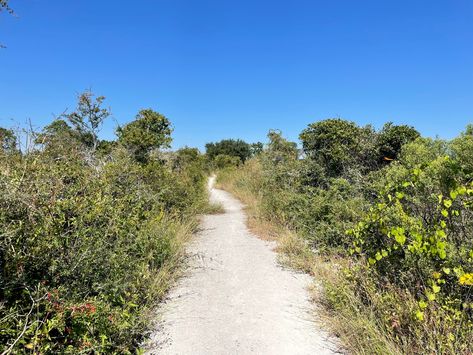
[
  {"left": 63, "top": 90, "right": 111, "bottom": 150},
  {"left": 376, "top": 122, "right": 420, "bottom": 163},
  {"left": 117, "top": 109, "right": 173, "bottom": 163},
  {"left": 205, "top": 139, "right": 252, "bottom": 162}
]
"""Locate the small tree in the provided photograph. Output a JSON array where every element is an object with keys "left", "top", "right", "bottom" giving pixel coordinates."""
[
  {"left": 300, "top": 119, "right": 363, "bottom": 177},
  {"left": 64, "top": 90, "right": 110, "bottom": 151},
  {"left": 266, "top": 129, "right": 298, "bottom": 163},
  {"left": 117, "top": 109, "right": 172, "bottom": 163}
]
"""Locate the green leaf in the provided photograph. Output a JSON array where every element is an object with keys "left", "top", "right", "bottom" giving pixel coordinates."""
[
  {"left": 443, "top": 199, "right": 452, "bottom": 208},
  {"left": 395, "top": 192, "right": 405, "bottom": 199},
  {"left": 438, "top": 249, "right": 447, "bottom": 259},
  {"left": 441, "top": 209, "right": 448, "bottom": 217},
  {"left": 418, "top": 300, "right": 427, "bottom": 309},
  {"left": 432, "top": 284, "right": 441, "bottom": 293},
  {"left": 442, "top": 267, "right": 451, "bottom": 275},
  {"left": 427, "top": 292, "right": 436, "bottom": 301},
  {"left": 415, "top": 311, "right": 424, "bottom": 321}
]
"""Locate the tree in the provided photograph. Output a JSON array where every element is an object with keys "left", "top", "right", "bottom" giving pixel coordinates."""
[
  {"left": 376, "top": 122, "right": 420, "bottom": 163},
  {"left": 173, "top": 147, "right": 203, "bottom": 172},
  {"left": 63, "top": 90, "right": 110, "bottom": 150},
  {"left": 300, "top": 119, "right": 363, "bottom": 177},
  {"left": 35, "top": 119, "right": 78, "bottom": 147},
  {"left": 0, "top": 127, "right": 17, "bottom": 153},
  {"left": 175, "top": 147, "right": 200, "bottom": 165},
  {"left": 205, "top": 139, "right": 251, "bottom": 162},
  {"left": 117, "top": 109, "right": 172, "bottom": 163},
  {"left": 266, "top": 129, "right": 298, "bottom": 163}
]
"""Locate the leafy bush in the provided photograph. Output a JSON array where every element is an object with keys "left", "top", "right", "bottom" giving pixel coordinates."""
[
  {"left": 0, "top": 93, "right": 207, "bottom": 353},
  {"left": 217, "top": 122, "right": 473, "bottom": 353},
  {"left": 213, "top": 154, "right": 241, "bottom": 169},
  {"left": 205, "top": 139, "right": 251, "bottom": 163},
  {"left": 117, "top": 109, "right": 173, "bottom": 163}
]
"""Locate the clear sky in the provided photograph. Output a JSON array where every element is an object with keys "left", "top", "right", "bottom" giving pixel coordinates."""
[{"left": 0, "top": 0, "right": 472, "bottom": 150}]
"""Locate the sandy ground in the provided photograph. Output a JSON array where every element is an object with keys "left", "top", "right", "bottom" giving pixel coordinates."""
[{"left": 144, "top": 176, "right": 339, "bottom": 355}]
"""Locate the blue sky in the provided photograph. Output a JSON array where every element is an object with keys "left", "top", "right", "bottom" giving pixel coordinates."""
[{"left": 0, "top": 0, "right": 472, "bottom": 150}]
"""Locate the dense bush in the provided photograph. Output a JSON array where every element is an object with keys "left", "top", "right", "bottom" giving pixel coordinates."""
[
  {"left": 213, "top": 154, "right": 241, "bottom": 169},
  {"left": 205, "top": 139, "right": 252, "bottom": 163},
  {"left": 0, "top": 93, "right": 208, "bottom": 353},
  {"left": 217, "top": 120, "right": 473, "bottom": 353}
]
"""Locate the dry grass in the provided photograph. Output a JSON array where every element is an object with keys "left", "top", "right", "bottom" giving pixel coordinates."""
[
  {"left": 202, "top": 201, "right": 226, "bottom": 215},
  {"left": 254, "top": 217, "right": 403, "bottom": 354}
]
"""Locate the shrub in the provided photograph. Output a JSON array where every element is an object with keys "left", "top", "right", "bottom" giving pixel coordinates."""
[
  {"left": 205, "top": 139, "right": 251, "bottom": 162},
  {"left": 0, "top": 96, "right": 207, "bottom": 353},
  {"left": 217, "top": 123, "right": 473, "bottom": 353},
  {"left": 213, "top": 154, "right": 241, "bottom": 169}
]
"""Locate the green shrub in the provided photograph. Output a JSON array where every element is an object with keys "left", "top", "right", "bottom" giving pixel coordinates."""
[
  {"left": 213, "top": 154, "right": 241, "bottom": 169},
  {"left": 0, "top": 95, "right": 208, "bottom": 353},
  {"left": 217, "top": 123, "right": 473, "bottom": 353}
]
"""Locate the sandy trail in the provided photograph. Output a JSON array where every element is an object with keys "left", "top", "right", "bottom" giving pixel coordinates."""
[{"left": 145, "top": 176, "right": 339, "bottom": 355}]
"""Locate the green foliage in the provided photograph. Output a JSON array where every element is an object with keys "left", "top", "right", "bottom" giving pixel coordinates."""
[
  {"left": 0, "top": 100, "right": 207, "bottom": 353},
  {"left": 63, "top": 90, "right": 111, "bottom": 150},
  {"left": 300, "top": 119, "right": 420, "bottom": 184},
  {"left": 205, "top": 139, "right": 251, "bottom": 163},
  {"left": 449, "top": 124, "right": 473, "bottom": 179},
  {"left": 117, "top": 109, "right": 173, "bottom": 163},
  {"left": 266, "top": 129, "right": 298, "bottom": 162},
  {"left": 376, "top": 122, "right": 420, "bottom": 163},
  {"left": 213, "top": 154, "right": 241, "bottom": 169},
  {"left": 348, "top": 169, "right": 473, "bottom": 352},
  {"left": 219, "top": 122, "right": 473, "bottom": 353},
  {"left": 35, "top": 119, "right": 84, "bottom": 152},
  {"left": 300, "top": 119, "right": 369, "bottom": 178}
]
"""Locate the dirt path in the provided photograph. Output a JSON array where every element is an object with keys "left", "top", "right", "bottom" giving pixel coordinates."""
[{"left": 145, "top": 176, "right": 339, "bottom": 354}]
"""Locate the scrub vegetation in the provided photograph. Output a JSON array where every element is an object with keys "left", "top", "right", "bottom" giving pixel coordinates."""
[
  {"left": 216, "top": 120, "right": 473, "bottom": 354},
  {"left": 0, "top": 91, "right": 210, "bottom": 353}
]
